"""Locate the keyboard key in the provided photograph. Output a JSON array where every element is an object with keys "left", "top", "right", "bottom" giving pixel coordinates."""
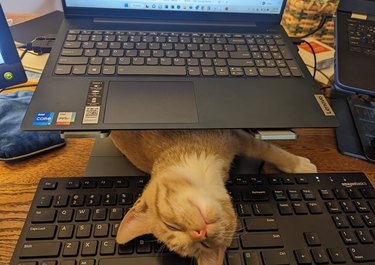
[
  {"left": 348, "top": 214, "right": 365, "bottom": 227},
  {"left": 348, "top": 246, "right": 375, "bottom": 262},
  {"left": 307, "top": 202, "right": 322, "bottom": 214},
  {"left": 237, "top": 203, "right": 252, "bottom": 216},
  {"left": 19, "top": 242, "right": 61, "bottom": 258},
  {"left": 76, "top": 224, "right": 92, "bottom": 238},
  {"left": 117, "top": 66, "right": 186, "bottom": 75},
  {"left": 42, "top": 180, "right": 57, "bottom": 190},
  {"left": 98, "top": 257, "right": 191, "bottom": 265},
  {"left": 304, "top": 232, "right": 321, "bottom": 246},
  {"left": 258, "top": 68, "right": 280, "bottom": 77},
  {"left": 62, "top": 241, "right": 80, "bottom": 257},
  {"left": 294, "top": 249, "right": 312, "bottom": 265},
  {"left": 100, "top": 240, "right": 116, "bottom": 255},
  {"left": 278, "top": 203, "right": 293, "bottom": 215},
  {"left": 332, "top": 215, "right": 350, "bottom": 228},
  {"left": 356, "top": 229, "right": 374, "bottom": 243},
  {"left": 58, "top": 57, "right": 88, "bottom": 65},
  {"left": 242, "top": 190, "right": 269, "bottom": 202},
  {"left": 240, "top": 233, "right": 284, "bottom": 248},
  {"left": 94, "top": 223, "right": 109, "bottom": 237},
  {"left": 340, "top": 230, "right": 358, "bottom": 244},
  {"left": 58, "top": 209, "right": 74, "bottom": 222},
  {"left": 286, "top": 60, "right": 302, "bottom": 77},
  {"left": 37, "top": 195, "right": 53, "bottom": 208},
  {"left": 320, "top": 189, "right": 335, "bottom": 200},
  {"left": 55, "top": 65, "right": 72, "bottom": 75},
  {"left": 243, "top": 252, "right": 262, "bottom": 265},
  {"left": 26, "top": 225, "right": 56, "bottom": 239},
  {"left": 311, "top": 248, "right": 329, "bottom": 264},
  {"left": 58, "top": 224, "right": 74, "bottom": 239},
  {"left": 244, "top": 217, "right": 278, "bottom": 231},
  {"left": 32, "top": 209, "right": 56, "bottom": 223},
  {"left": 262, "top": 250, "right": 289, "bottom": 265},
  {"left": 327, "top": 248, "right": 345, "bottom": 263},
  {"left": 252, "top": 203, "right": 273, "bottom": 216}
]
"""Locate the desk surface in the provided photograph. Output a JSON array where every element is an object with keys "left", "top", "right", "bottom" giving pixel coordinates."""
[
  {"left": 0, "top": 128, "right": 374, "bottom": 264},
  {"left": 1, "top": 13, "right": 374, "bottom": 265}
]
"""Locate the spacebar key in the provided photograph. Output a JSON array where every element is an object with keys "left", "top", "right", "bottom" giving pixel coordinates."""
[
  {"left": 117, "top": 66, "right": 187, "bottom": 75},
  {"left": 99, "top": 257, "right": 191, "bottom": 265}
]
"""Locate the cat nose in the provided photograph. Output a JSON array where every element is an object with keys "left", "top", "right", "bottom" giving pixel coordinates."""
[{"left": 192, "top": 226, "right": 207, "bottom": 240}]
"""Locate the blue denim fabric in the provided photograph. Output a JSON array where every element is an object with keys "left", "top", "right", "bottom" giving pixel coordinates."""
[{"left": 0, "top": 90, "right": 65, "bottom": 160}]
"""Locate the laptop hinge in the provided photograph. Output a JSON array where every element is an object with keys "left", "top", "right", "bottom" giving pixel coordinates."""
[
  {"left": 61, "top": 131, "right": 110, "bottom": 139},
  {"left": 93, "top": 17, "right": 256, "bottom": 27}
]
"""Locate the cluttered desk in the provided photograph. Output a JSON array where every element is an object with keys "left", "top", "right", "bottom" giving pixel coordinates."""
[{"left": 0, "top": 0, "right": 374, "bottom": 264}]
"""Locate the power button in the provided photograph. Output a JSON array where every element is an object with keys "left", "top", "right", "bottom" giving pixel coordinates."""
[{"left": 4, "top": 72, "right": 13, "bottom": 80}]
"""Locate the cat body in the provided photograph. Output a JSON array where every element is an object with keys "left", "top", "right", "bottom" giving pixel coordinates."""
[{"left": 110, "top": 129, "right": 317, "bottom": 265}]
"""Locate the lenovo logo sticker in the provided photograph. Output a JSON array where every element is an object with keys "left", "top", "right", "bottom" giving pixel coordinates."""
[{"left": 314, "top": 95, "right": 335, "bottom": 116}]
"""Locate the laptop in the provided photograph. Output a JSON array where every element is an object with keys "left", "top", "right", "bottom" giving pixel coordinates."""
[
  {"left": 0, "top": 4, "right": 27, "bottom": 89},
  {"left": 21, "top": 0, "right": 338, "bottom": 133},
  {"left": 334, "top": 0, "right": 375, "bottom": 96},
  {"left": 332, "top": 0, "right": 375, "bottom": 162}
]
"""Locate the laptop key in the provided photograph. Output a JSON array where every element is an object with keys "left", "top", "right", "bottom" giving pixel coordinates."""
[
  {"left": 259, "top": 68, "right": 280, "bottom": 77},
  {"left": 58, "top": 57, "right": 88, "bottom": 65},
  {"left": 117, "top": 66, "right": 186, "bottom": 75},
  {"left": 286, "top": 60, "right": 302, "bottom": 77},
  {"left": 55, "top": 65, "right": 72, "bottom": 75},
  {"left": 87, "top": 66, "right": 102, "bottom": 75},
  {"left": 227, "top": 59, "right": 255, "bottom": 67},
  {"left": 61, "top": 49, "right": 83, "bottom": 57}
]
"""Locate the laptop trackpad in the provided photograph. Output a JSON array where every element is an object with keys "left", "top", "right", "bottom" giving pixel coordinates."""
[{"left": 104, "top": 81, "right": 198, "bottom": 124}]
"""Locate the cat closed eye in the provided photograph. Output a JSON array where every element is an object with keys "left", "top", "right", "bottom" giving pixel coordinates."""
[{"left": 164, "top": 222, "right": 181, "bottom": 231}]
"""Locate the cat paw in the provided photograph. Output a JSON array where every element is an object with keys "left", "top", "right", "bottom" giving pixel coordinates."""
[{"left": 280, "top": 156, "right": 317, "bottom": 173}]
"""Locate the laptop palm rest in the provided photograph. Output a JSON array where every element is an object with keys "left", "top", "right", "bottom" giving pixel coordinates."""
[{"left": 104, "top": 81, "right": 199, "bottom": 124}]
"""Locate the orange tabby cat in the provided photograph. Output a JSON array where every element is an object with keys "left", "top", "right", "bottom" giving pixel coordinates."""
[{"left": 111, "top": 129, "right": 317, "bottom": 265}]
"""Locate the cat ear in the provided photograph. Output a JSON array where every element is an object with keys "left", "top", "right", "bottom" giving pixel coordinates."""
[
  {"left": 116, "top": 197, "right": 152, "bottom": 244},
  {"left": 197, "top": 246, "right": 226, "bottom": 265}
]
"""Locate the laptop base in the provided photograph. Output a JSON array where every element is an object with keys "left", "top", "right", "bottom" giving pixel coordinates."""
[
  {"left": 331, "top": 92, "right": 367, "bottom": 161},
  {"left": 85, "top": 137, "right": 264, "bottom": 176}
]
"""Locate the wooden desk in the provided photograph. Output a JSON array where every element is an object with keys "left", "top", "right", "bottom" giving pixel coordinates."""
[
  {"left": 1, "top": 13, "right": 374, "bottom": 265},
  {"left": 0, "top": 128, "right": 374, "bottom": 264}
]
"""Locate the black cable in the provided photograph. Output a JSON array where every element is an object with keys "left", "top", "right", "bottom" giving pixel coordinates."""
[
  {"left": 19, "top": 48, "right": 28, "bottom": 61},
  {"left": 298, "top": 15, "right": 333, "bottom": 39},
  {"left": 305, "top": 64, "right": 334, "bottom": 87},
  {"left": 301, "top": 40, "right": 317, "bottom": 79}
]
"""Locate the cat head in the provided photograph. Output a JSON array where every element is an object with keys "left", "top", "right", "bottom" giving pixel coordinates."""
[{"left": 116, "top": 165, "right": 237, "bottom": 265}]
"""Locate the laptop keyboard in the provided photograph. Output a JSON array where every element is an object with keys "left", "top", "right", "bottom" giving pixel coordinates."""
[
  {"left": 54, "top": 30, "right": 303, "bottom": 77},
  {"left": 347, "top": 18, "right": 375, "bottom": 56},
  {"left": 10, "top": 173, "right": 375, "bottom": 265}
]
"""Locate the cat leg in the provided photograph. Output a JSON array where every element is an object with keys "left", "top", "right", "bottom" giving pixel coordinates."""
[{"left": 234, "top": 130, "right": 317, "bottom": 173}]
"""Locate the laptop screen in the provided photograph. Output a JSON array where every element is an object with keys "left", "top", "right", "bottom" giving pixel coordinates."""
[{"left": 65, "top": 0, "right": 284, "bottom": 14}]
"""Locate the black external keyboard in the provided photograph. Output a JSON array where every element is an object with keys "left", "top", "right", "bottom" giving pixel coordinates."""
[
  {"left": 347, "top": 96, "right": 375, "bottom": 162},
  {"left": 54, "top": 30, "right": 302, "bottom": 77},
  {"left": 347, "top": 18, "right": 375, "bottom": 56},
  {"left": 11, "top": 173, "right": 375, "bottom": 265}
]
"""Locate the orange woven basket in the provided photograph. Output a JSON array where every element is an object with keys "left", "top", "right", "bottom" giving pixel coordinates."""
[{"left": 281, "top": 0, "right": 339, "bottom": 46}]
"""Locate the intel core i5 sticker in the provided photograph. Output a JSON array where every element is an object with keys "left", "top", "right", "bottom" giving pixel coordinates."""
[
  {"left": 56, "top": 112, "right": 76, "bottom": 126},
  {"left": 33, "top": 112, "right": 55, "bottom": 126},
  {"left": 83, "top": 81, "right": 104, "bottom": 124}
]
